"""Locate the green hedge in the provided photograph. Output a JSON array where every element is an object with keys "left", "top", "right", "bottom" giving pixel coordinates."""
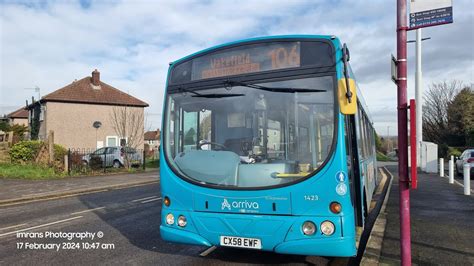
[{"left": 9, "top": 140, "right": 67, "bottom": 164}]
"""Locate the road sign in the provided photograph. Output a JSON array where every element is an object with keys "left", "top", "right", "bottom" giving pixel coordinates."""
[
  {"left": 409, "top": 0, "right": 453, "bottom": 29},
  {"left": 391, "top": 54, "right": 398, "bottom": 84}
]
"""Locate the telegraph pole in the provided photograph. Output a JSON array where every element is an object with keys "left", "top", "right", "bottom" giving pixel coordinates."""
[{"left": 397, "top": 0, "right": 411, "bottom": 264}]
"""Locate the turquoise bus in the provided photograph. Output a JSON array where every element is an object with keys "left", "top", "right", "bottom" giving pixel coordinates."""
[{"left": 160, "top": 35, "right": 377, "bottom": 257}]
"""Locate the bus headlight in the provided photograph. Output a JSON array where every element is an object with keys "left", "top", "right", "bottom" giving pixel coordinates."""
[
  {"left": 166, "top": 213, "right": 175, "bottom": 225},
  {"left": 321, "top": 221, "right": 335, "bottom": 236},
  {"left": 302, "top": 221, "right": 316, "bottom": 235},
  {"left": 177, "top": 215, "right": 187, "bottom": 227}
]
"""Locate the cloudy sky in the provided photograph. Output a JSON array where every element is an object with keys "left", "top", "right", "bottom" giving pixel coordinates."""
[{"left": 1, "top": 0, "right": 472, "bottom": 135}]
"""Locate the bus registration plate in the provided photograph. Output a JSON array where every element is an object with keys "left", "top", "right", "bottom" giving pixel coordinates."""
[{"left": 220, "top": 236, "right": 262, "bottom": 249}]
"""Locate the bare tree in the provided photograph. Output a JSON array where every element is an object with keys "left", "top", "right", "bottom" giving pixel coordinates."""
[
  {"left": 109, "top": 106, "right": 146, "bottom": 168},
  {"left": 422, "top": 80, "right": 462, "bottom": 144}
]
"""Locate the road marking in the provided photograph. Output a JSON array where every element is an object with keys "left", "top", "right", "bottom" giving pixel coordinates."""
[
  {"left": 0, "top": 223, "right": 27, "bottom": 231},
  {"left": 71, "top": 207, "right": 106, "bottom": 215},
  {"left": 141, "top": 197, "right": 162, "bottom": 203},
  {"left": 0, "top": 216, "right": 83, "bottom": 238},
  {"left": 132, "top": 196, "right": 159, "bottom": 202},
  {"left": 199, "top": 246, "right": 216, "bottom": 257}
]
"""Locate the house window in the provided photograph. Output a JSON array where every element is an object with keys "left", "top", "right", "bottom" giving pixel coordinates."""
[
  {"left": 39, "top": 106, "right": 45, "bottom": 121},
  {"left": 106, "top": 136, "right": 118, "bottom": 147}
]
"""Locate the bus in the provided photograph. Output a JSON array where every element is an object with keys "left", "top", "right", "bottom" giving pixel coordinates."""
[{"left": 160, "top": 35, "right": 377, "bottom": 257}]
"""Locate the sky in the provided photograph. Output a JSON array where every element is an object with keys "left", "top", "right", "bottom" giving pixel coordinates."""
[{"left": 1, "top": 0, "right": 472, "bottom": 136}]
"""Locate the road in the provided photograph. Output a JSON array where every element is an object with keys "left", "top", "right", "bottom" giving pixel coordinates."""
[{"left": 0, "top": 183, "right": 331, "bottom": 265}]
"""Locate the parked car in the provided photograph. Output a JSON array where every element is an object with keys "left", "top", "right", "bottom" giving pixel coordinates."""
[
  {"left": 82, "top": 146, "right": 142, "bottom": 168},
  {"left": 455, "top": 149, "right": 474, "bottom": 178}
]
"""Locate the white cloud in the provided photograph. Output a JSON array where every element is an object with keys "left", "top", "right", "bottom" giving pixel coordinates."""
[{"left": 1, "top": 0, "right": 472, "bottom": 133}]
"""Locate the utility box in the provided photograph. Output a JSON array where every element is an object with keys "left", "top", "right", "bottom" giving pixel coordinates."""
[{"left": 420, "top": 141, "right": 438, "bottom": 173}]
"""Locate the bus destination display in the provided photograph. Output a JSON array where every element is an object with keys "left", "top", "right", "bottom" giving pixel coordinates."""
[{"left": 191, "top": 42, "right": 301, "bottom": 80}]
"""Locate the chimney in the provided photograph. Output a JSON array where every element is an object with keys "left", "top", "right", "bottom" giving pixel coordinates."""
[{"left": 91, "top": 69, "right": 100, "bottom": 86}]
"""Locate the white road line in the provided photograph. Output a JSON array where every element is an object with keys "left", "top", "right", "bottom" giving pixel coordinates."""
[
  {"left": 0, "top": 223, "right": 28, "bottom": 231},
  {"left": 141, "top": 197, "right": 162, "bottom": 204},
  {"left": 132, "top": 196, "right": 158, "bottom": 202},
  {"left": 70, "top": 207, "right": 106, "bottom": 215},
  {"left": 199, "top": 246, "right": 217, "bottom": 257},
  {"left": 0, "top": 216, "right": 83, "bottom": 238}
]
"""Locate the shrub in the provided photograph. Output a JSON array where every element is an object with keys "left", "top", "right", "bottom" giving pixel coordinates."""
[
  {"left": 9, "top": 140, "right": 42, "bottom": 163},
  {"left": 9, "top": 140, "right": 68, "bottom": 165},
  {"left": 447, "top": 147, "right": 462, "bottom": 158}
]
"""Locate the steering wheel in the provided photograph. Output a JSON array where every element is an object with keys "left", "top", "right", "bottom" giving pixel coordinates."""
[{"left": 198, "top": 141, "right": 228, "bottom": 151}]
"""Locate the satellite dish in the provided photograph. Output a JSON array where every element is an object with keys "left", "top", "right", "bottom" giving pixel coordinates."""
[{"left": 93, "top": 121, "right": 102, "bottom": 129}]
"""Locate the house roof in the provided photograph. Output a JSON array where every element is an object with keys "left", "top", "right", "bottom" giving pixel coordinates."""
[
  {"left": 7, "top": 107, "right": 28, "bottom": 119},
  {"left": 38, "top": 71, "right": 148, "bottom": 107},
  {"left": 144, "top": 130, "right": 160, "bottom": 140}
]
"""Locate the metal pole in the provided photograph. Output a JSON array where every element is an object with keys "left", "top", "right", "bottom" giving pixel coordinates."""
[
  {"left": 397, "top": 0, "right": 411, "bottom": 264},
  {"left": 415, "top": 29, "right": 423, "bottom": 166},
  {"left": 449, "top": 156, "right": 454, "bottom": 184},
  {"left": 464, "top": 164, "right": 471, "bottom": 196},
  {"left": 440, "top": 158, "right": 444, "bottom": 177}
]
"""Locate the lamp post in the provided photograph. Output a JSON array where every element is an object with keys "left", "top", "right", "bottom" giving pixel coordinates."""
[
  {"left": 408, "top": 31, "right": 431, "bottom": 166},
  {"left": 93, "top": 121, "right": 102, "bottom": 148}
]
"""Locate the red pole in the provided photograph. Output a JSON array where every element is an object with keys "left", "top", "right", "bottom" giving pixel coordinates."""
[{"left": 397, "top": 0, "right": 412, "bottom": 265}]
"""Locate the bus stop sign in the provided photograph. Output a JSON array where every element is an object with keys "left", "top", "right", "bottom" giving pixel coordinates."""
[{"left": 409, "top": 0, "right": 453, "bottom": 29}]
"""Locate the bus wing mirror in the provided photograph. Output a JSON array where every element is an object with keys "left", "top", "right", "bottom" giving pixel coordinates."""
[
  {"left": 339, "top": 43, "right": 357, "bottom": 115},
  {"left": 338, "top": 78, "right": 357, "bottom": 114}
]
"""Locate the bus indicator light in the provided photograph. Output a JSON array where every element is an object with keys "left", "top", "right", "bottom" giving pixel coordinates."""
[
  {"left": 330, "top": 202, "right": 342, "bottom": 214},
  {"left": 164, "top": 196, "right": 171, "bottom": 207}
]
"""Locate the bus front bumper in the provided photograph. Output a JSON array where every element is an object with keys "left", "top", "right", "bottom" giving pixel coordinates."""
[
  {"left": 160, "top": 225, "right": 212, "bottom": 247},
  {"left": 160, "top": 224, "right": 356, "bottom": 257}
]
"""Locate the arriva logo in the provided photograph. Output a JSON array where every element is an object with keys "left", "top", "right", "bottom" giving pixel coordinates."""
[
  {"left": 221, "top": 199, "right": 231, "bottom": 210},
  {"left": 221, "top": 198, "right": 259, "bottom": 210}
]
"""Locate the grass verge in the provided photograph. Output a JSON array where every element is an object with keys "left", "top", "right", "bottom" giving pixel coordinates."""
[{"left": 0, "top": 163, "right": 66, "bottom": 180}]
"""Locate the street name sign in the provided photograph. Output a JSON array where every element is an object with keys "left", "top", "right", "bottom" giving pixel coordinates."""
[{"left": 409, "top": 0, "right": 453, "bottom": 29}]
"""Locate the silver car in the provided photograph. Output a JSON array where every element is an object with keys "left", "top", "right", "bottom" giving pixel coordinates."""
[
  {"left": 82, "top": 146, "right": 142, "bottom": 168},
  {"left": 455, "top": 149, "right": 474, "bottom": 178}
]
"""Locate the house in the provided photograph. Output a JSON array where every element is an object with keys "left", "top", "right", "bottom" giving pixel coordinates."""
[
  {"left": 27, "top": 69, "right": 149, "bottom": 150},
  {"left": 144, "top": 129, "right": 160, "bottom": 151},
  {"left": 6, "top": 107, "right": 29, "bottom": 127}
]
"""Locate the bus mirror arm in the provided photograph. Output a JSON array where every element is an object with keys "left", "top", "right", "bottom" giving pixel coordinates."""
[{"left": 342, "top": 43, "right": 352, "bottom": 103}]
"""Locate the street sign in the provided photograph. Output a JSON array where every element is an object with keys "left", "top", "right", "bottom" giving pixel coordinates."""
[
  {"left": 391, "top": 54, "right": 398, "bottom": 84},
  {"left": 409, "top": 0, "right": 453, "bottom": 29}
]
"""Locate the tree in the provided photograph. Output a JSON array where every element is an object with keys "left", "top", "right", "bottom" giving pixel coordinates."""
[
  {"left": 109, "top": 106, "right": 146, "bottom": 168},
  {"left": 447, "top": 85, "right": 474, "bottom": 146},
  {"left": 422, "top": 80, "right": 462, "bottom": 144}
]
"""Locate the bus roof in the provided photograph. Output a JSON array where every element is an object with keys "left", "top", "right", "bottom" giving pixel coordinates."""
[{"left": 170, "top": 35, "right": 339, "bottom": 65}]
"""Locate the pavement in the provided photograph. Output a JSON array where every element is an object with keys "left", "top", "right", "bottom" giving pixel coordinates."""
[
  {"left": 379, "top": 162, "right": 474, "bottom": 265},
  {"left": 0, "top": 170, "right": 159, "bottom": 206}
]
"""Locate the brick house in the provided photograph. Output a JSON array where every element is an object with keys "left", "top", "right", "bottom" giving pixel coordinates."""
[
  {"left": 27, "top": 69, "right": 148, "bottom": 150},
  {"left": 144, "top": 129, "right": 160, "bottom": 151},
  {"left": 6, "top": 107, "right": 29, "bottom": 127}
]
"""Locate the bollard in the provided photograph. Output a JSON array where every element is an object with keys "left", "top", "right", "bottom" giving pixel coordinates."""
[
  {"left": 464, "top": 164, "right": 471, "bottom": 196},
  {"left": 449, "top": 159, "right": 454, "bottom": 184},
  {"left": 439, "top": 158, "right": 444, "bottom": 177}
]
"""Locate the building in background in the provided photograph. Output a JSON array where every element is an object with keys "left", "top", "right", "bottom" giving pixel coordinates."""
[
  {"left": 144, "top": 129, "right": 160, "bottom": 151},
  {"left": 6, "top": 107, "right": 28, "bottom": 127},
  {"left": 27, "top": 69, "right": 148, "bottom": 150}
]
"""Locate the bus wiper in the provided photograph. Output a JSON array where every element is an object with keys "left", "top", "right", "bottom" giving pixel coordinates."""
[
  {"left": 178, "top": 87, "right": 244, "bottom": 98},
  {"left": 192, "top": 93, "right": 245, "bottom": 98},
  {"left": 225, "top": 80, "right": 326, "bottom": 93}
]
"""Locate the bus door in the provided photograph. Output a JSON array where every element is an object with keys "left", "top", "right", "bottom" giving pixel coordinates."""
[{"left": 344, "top": 115, "right": 364, "bottom": 227}]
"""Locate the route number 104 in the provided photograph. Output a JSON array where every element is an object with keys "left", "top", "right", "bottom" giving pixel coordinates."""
[{"left": 268, "top": 45, "right": 300, "bottom": 69}]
